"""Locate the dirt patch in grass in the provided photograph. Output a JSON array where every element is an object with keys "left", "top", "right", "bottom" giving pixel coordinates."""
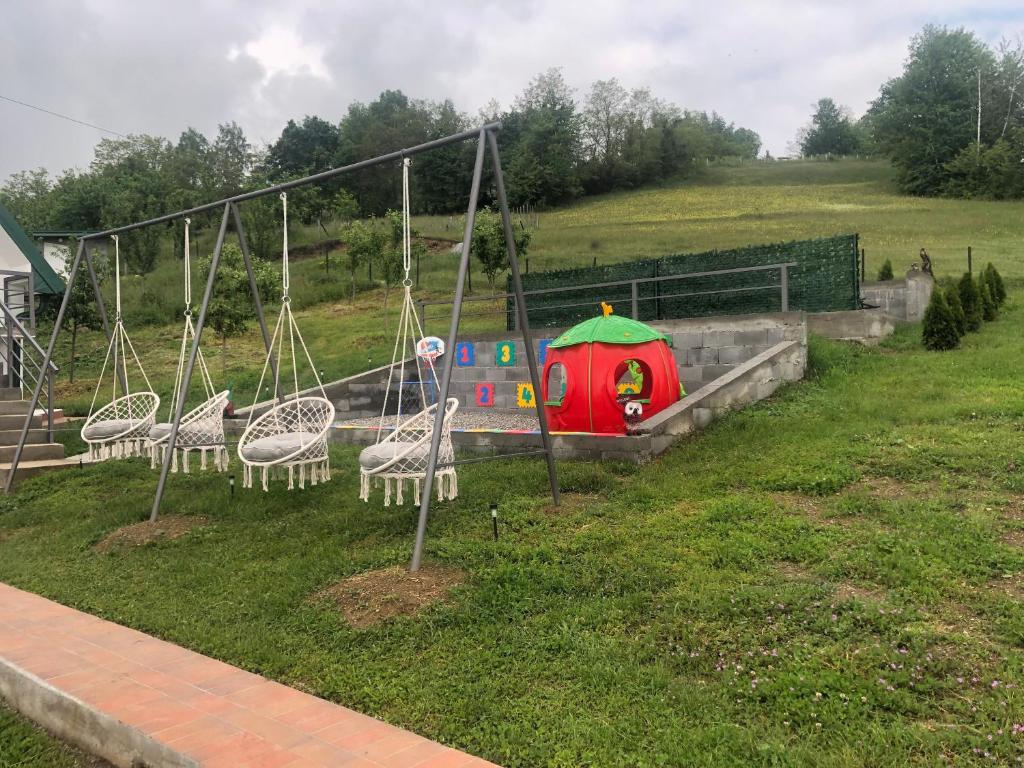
[
  {"left": 1000, "top": 527, "right": 1024, "bottom": 548},
  {"left": 833, "top": 581, "right": 887, "bottom": 604},
  {"left": 94, "top": 516, "right": 208, "bottom": 554},
  {"left": 855, "top": 476, "right": 917, "bottom": 501},
  {"left": 776, "top": 561, "right": 816, "bottom": 581},
  {"left": 315, "top": 564, "right": 465, "bottom": 629},
  {"left": 990, "top": 572, "right": 1024, "bottom": 601},
  {"left": 772, "top": 492, "right": 848, "bottom": 526}
]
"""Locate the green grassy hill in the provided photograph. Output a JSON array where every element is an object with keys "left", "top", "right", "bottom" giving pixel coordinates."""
[{"left": 49, "top": 158, "right": 1024, "bottom": 415}]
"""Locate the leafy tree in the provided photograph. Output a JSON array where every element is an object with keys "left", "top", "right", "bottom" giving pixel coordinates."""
[
  {"left": 504, "top": 69, "right": 582, "bottom": 206},
  {"left": 944, "top": 282, "right": 967, "bottom": 336},
  {"left": 0, "top": 169, "right": 53, "bottom": 230},
  {"left": 979, "top": 276, "right": 997, "bottom": 320},
  {"left": 343, "top": 219, "right": 387, "bottom": 300},
  {"left": 957, "top": 271, "right": 983, "bottom": 331},
  {"left": 62, "top": 245, "right": 105, "bottom": 383},
  {"left": 197, "top": 243, "right": 275, "bottom": 369},
  {"left": 922, "top": 288, "right": 960, "bottom": 350},
  {"left": 877, "top": 259, "right": 894, "bottom": 280},
  {"left": 266, "top": 116, "right": 343, "bottom": 223},
  {"left": 471, "top": 208, "right": 530, "bottom": 291},
  {"left": 799, "top": 98, "right": 863, "bottom": 156},
  {"left": 869, "top": 26, "right": 997, "bottom": 195}
]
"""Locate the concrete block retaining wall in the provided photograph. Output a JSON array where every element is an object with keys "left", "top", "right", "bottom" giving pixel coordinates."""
[
  {"left": 330, "top": 337, "right": 807, "bottom": 463},
  {"left": 861, "top": 271, "right": 933, "bottom": 323}
]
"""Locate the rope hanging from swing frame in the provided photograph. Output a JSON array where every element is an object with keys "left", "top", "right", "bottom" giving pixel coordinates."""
[
  {"left": 80, "top": 234, "right": 160, "bottom": 462},
  {"left": 237, "top": 191, "right": 335, "bottom": 490},
  {"left": 375, "top": 158, "right": 437, "bottom": 444}
]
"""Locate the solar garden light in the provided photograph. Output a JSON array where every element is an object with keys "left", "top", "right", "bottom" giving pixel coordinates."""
[
  {"left": 491, "top": 503, "right": 499, "bottom": 541},
  {"left": 229, "top": 474, "right": 235, "bottom": 496}
]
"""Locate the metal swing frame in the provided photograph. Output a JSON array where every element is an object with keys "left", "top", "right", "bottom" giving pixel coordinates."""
[{"left": 7, "top": 122, "right": 560, "bottom": 571}]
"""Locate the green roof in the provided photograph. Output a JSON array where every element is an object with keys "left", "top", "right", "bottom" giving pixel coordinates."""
[
  {"left": 550, "top": 313, "right": 668, "bottom": 348},
  {"left": 0, "top": 203, "right": 64, "bottom": 294}
]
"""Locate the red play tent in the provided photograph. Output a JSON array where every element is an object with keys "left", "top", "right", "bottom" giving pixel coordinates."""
[{"left": 541, "top": 306, "right": 681, "bottom": 434}]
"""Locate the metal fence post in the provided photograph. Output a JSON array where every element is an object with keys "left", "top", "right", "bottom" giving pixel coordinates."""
[
  {"left": 780, "top": 266, "right": 789, "bottom": 312},
  {"left": 631, "top": 281, "right": 639, "bottom": 319}
]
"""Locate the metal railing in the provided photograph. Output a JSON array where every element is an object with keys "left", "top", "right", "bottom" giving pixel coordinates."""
[
  {"left": 0, "top": 275, "right": 57, "bottom": 442},
  {"left": 418, "top": 262, "right": 797, "bottom": 332}
]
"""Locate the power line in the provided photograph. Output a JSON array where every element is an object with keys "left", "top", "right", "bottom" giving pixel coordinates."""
[{"left": 0, "top": 94, "right": 126, "bottom": 138}]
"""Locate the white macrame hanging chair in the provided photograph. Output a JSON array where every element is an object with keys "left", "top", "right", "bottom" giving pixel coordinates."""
[
  {"left": 237, "top": 193, "right": 335, "bottom": 491},
  {"left": 358, "top": 158, "right": 459, "bottom": 506},
  {"left": 81, "top": 235, "right": 160, "bottom": 462},
  {"left": 148, "top": 218, "right": 230, "bottom": 474}
]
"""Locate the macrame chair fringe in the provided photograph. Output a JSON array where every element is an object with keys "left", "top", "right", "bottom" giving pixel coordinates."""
[{"left": 360, "top": 399, "right": 460, "bottom": 506}]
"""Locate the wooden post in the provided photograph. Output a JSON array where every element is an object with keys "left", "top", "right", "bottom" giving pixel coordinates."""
[{"left": 968, "top": 246, "right": 973, "bottom": 274}]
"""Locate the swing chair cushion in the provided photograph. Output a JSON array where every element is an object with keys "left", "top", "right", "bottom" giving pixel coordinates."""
[
  {"left": 83, "top": 419, "right": 140, "bottom": 441},
  {"left": 240, "top": 431, "right": 323, "bottom": 463},
  {"left": 148, "top": 422, "right": 224, "bottom": 445},
  {"left": 358, "top": 441, "right": 429, "bottom": 470}
]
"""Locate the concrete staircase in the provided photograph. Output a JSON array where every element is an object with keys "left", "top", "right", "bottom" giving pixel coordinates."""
[{"left": 0, "top": 388, "right": 74, "bottom": 489}]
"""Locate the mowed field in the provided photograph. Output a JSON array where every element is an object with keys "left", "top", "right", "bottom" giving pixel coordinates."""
[{"left": 416, "top": 159, "right": 1024, "bottom": 279}]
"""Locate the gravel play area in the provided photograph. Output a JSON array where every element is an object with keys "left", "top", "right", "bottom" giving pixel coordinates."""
[{"left": 337, "top": 410, "right": 540, "bottom": 431}]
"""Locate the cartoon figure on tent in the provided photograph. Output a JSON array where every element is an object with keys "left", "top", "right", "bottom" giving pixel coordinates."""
[{"left": 541, "top": 302, "right": 681, "bottom": 434}]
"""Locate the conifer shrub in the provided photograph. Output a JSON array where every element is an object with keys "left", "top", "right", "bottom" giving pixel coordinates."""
[
  {"left": 980, "top": 277, "right": 997, "bottom": 321},
  {"left": 922, "top": 289, "right": 960, "bottom": 351},
  {"left": 943, "top": 282, "right": 966, "bottom": 337},
  {"left": 985, "top": 262, "right": 1007, "bottom": 306},
  {"left": 957, "top": 272, "right": 983, "bottom": 332},
  {"left": 877, "top": 259, "right": 894, "bottom": 281}
]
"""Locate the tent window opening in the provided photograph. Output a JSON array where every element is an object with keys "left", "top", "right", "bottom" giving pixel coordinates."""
[
  {"left": 545, "top": 362, "right": 568, "bottom": 406},
  {"left": 615, "top": 359, "right": 653, "bottom": 404}
]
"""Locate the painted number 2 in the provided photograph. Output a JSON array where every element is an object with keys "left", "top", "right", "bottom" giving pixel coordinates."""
[{"left": 475, "top": 382, "right": 495, "bottom": 407}]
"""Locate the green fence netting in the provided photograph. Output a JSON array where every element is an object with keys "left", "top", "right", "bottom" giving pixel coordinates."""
[{"left": 508, "top": 234, "right": 859, "bottom": 329}]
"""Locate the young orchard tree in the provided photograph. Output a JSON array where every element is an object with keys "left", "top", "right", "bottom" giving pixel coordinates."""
[
  {"left": 198, "top": 243, "right": 276, "bottom": 374},
  {"left": 62, "top": 245, "right": 105, "bottom": 383},
  {"left": 343, "top": 219, "right": 387, "bottom": 301},
  {"left": 471, "top": 208, "right": 531, "bottom": 293}
]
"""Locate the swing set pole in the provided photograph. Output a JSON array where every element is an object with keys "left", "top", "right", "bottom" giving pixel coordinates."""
[
  {"left": 487, "top": 129, "right": 560, "bottom": 507},
  {"left": 150, "top": 204, "right": 231, "bottom": 522},
  {"left": 410, "top": 130, "right": 488, "bottom": 572}
]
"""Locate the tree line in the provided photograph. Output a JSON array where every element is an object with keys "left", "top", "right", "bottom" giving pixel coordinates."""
[
  {"left": 798, "top": 25, "right": 1024, "bottom": 199},
  {"left": 1, "top": 69, "right": 760, "bottom": 273}
]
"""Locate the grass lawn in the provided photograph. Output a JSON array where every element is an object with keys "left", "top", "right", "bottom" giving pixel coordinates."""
[
  {"left": 0, "top": 702, "right": 104, "bottom": 767},
  {"left": 3, "top": 293, "right": 1024, "bottom": 765}
]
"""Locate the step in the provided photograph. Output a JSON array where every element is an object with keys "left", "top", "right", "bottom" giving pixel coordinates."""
[
  {"left": 0, "top": 442, "right": 65, "bottom": 463},
  {"left": 0, "top": 401, "right": 64, "bottom": 419},
  {"left": 0, "top": 413, "right": 41, "bottom": 431},
  {"left": 0, "top": 387, "right": 23, "bottom": 401},
  {"left": 0, "top": 429, "right": 50, "bottom": 446},
  {"left": 0, "top": 456, "right": 80, "bottom": 489}
]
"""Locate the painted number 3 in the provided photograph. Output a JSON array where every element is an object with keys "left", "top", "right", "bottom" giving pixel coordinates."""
[{"left": 496, "top": 342, "right": 516, "bottom": 367}]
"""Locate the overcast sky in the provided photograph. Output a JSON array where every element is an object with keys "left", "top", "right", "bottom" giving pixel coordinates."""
[{"left": 2, "top": 0, "right": 1023, "bottom": 184}]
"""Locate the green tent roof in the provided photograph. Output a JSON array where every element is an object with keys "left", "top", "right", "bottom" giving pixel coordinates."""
[
  {"left": 0, "top": 203, "right": 64, "bottom": 295},
  {"left": 550, "top": 313, "right": 668, "bottom": 348}
]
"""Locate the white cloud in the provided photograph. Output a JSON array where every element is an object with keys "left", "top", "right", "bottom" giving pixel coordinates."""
[{"left": 2, "top": 0, "right": 1023, "bottom": 183}]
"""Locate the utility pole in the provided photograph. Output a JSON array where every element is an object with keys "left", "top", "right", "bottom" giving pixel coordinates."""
[{"left": 977, "top": 68, "right": 982, "bottom": 156}]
